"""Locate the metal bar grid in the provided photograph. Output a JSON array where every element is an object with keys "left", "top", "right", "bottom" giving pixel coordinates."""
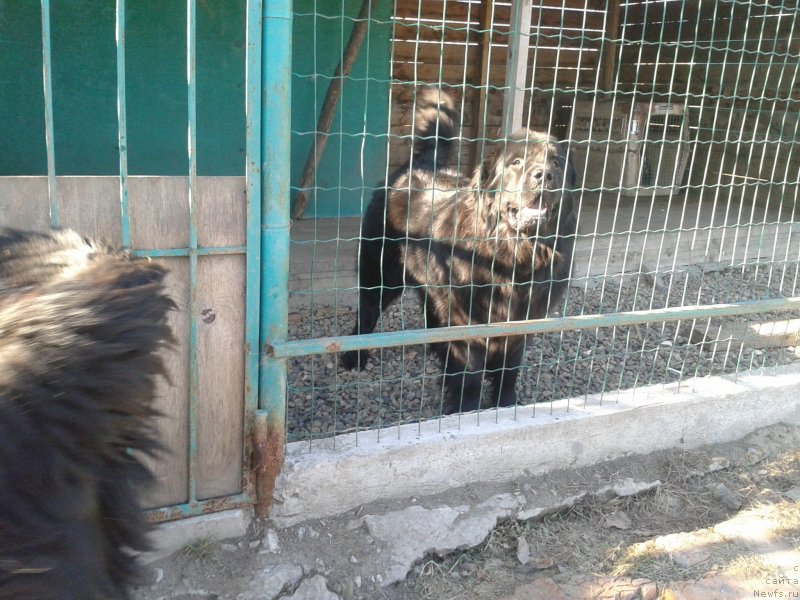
[
  {"left": 283, "top": 0, "right": 800, "bottom": 447},
  {"left": 110, "top": 0, "right": 263, "bottom": 520},
  {"left": 36, "top": 0, "right": 253, "bottom": 521}
]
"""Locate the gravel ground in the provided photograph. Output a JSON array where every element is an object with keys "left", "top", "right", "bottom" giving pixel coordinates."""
[{"left": 286, "top": 262, "right": 800, "bottom": 443}]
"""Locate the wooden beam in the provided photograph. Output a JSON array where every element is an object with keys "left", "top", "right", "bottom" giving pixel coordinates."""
[
  {"left": 601, "top": 0, "right": 621, "bottom": 91},
  {"left": 502, "top": 0, "right": 532, "bottom": 136},
  {"left": 471, "top": 0, "right": 494, "bottom": 171},
  {"left": 292, "top": 0, "right": 377, "bottom": 220}
]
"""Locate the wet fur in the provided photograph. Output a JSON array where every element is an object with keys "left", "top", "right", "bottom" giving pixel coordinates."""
[
  {"left": 343, "top": 91, "right": 577, "bottom": 413},
  {"left": 0, "top": 228, "right": 174, "bottom": 599}
]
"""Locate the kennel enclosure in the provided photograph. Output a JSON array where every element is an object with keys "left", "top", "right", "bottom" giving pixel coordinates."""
[
  {"left": 570, "top": 100, "right": 691, "bottom": 196},
  {"left": 0, "top": 0, "right": 798, "bottom": 520}
]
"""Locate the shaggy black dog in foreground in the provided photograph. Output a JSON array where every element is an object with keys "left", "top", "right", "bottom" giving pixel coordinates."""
[
  {"left": 0, "top": 228, "right": 174, "bottom": 600},
  {"left": 342, "top": 91, "right": 577, "bottom": 414}
]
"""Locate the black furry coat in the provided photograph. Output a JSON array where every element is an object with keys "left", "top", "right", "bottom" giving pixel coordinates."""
[
  {"left": 343, "top": 90, "right": 577, "bottom": 413},
  {"left": 0, "top": 229, "right": 174, "bottom": 600}
]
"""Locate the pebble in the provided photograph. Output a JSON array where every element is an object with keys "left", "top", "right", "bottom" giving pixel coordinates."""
[
  {"left": 263, "top": 529, "right": 281, "bottom": 554},
  {"left": 283, "top": 575, "right": 340, "bottom": 600},
  {"left": 517, "top": 536, "right": 530, "bottom": 565},
  {"left": 708, "top": 457, "right": 730, "bottom": 472},
  {"left": 784, "top": 487, "right": 800, "bottom": 501},
  {"left": 714, "top": 483, "right": 743, "bottom": 511},
  {"left": 297, "top": 525, "right": 320, "bottom": 540}
]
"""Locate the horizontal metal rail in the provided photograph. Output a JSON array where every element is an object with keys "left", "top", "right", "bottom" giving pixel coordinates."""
[
  {"left": 268, "top": 296, "right": 800, "bottom": 358},
  {"left": 132, "top": 245, "right": 247, "bottom": 258},
  {"left": 146, "top": 492, "right": 253, "bottom": 523}
]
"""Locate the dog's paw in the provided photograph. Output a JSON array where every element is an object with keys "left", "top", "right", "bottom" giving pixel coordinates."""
[{"left": 340, "top": 350, "right": 368, "bottom": 371}]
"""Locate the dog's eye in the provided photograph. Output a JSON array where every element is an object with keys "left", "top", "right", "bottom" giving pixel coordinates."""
[{"left": 512, "top": 158, "right": 523, "bottom": 166}]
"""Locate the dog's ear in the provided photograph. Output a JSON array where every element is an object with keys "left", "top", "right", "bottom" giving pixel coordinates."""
[
  {"left": 470, "top": 140, "right": 502, "bottom": 194},
  {"left": 469, "top": 141, "right": 503, "bottom": 231}
]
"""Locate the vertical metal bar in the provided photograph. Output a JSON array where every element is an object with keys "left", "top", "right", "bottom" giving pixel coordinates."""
[
  {"left": 186, "top": 0, "right": 200, "bottom": 505},
  {"left": 502, "top": 0, "right": 532, "bottom": 136},
  {"left": 244, "top": 0, "right": 263, "bottom": 496},
  {"left": 40, "top": 0, "right": 58, "bottom": 226},
  {"left": 116, "top": 0, "right": 131, "bottom": 247},
  {"left": 255, "top": 0, "right": 292, "bottom": 517}
]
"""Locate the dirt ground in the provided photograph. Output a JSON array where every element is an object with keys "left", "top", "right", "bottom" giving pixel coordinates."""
[
  {"left": 133, "top": 422, "right": 800, "bottom": 600},
  {"left": 383, "top": 424, "right": 800, "bottom": 600}
]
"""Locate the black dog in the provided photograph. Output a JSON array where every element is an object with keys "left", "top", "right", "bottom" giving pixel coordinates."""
[
  {"left": 343, "top": 91, "right": 577, "bottom": 413},
  {"left": 0, "top": 228, "right": 174, "bottom": 599}
]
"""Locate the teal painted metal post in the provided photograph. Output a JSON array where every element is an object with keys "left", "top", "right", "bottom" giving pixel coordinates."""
[
  {"left": 186, "top": 0, "right": 200, "bottom": 507},
  {"left": 255, "top": 0, "right": 292, "bottom": 517},
  {"left": 116, "top": 0, "right": 131, "bottom": 247},
  {"left": 243, "top": 0, "right": 263, "bottom": 499},
  {"left": 40, "top": 0, "right": 57, "bottom": 225}
]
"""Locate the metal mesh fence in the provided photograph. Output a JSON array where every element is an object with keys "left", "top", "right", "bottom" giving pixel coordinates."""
[{"left": 285, "top": 0, "right": 799, "bottom": 445}]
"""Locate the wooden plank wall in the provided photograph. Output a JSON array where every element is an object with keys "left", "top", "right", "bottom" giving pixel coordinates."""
[
  {"left": 388, "top": 0, "right": 607, "bottom": 172},
  {"left": 0, "top": 176, "right": 247, "bottom": 509},
  {"left": 615, "top": 0, "right": 800, "bottom": 186}
]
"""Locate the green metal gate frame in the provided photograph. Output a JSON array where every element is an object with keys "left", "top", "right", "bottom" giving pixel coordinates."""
[
  {"left": 34, "top": 0, "right": 272, "bottom": 520},
  {"left": 35, "top": 0, "right": 293, "bottom": 522}
]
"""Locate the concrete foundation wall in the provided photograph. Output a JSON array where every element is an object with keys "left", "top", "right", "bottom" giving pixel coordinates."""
[{"left": 271, "top": 365, "right": 800, "bottom": 527}]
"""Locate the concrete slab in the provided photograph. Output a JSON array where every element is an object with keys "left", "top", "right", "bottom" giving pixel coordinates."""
[
  {"left": 144, "top": 508, "right": 253, "bottom": 563},
  {"left": 270, "top": 365, "right": 800, "bottom": 527},
  {"left": 363, "top": 493, "right": 521, "bottom": 585},
  {"left": 282, "top": 575, "right": 340, "bottom": 600},
  {"left": 235, "top": 564, "right": 303, "bottom": 600}
]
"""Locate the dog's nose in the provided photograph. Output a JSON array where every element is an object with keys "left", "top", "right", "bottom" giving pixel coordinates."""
[{"left": 532, "top": 167, "right": 554, "bottom": 186}]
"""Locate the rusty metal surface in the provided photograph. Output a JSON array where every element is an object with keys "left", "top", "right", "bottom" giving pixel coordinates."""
[{"left": 252, "top": 410, "right": 285, "bottom": 518}]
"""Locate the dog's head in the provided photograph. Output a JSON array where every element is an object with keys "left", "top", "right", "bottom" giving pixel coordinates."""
[{"left": 473, "top": 130, "right": 574, "bottom": 238}]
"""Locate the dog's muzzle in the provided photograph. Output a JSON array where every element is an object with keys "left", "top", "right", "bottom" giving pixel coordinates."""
[
  {"left": 507, "top": 189, "right": 561, "bottom": 234},
  {"left": 508, "top": 204, "right": 549, "bottom": 231}
]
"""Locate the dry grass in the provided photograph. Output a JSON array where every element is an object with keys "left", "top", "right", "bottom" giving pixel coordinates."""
[
  {"left": 761, "top": 500, "right": 800, "bottom": 549},
  {"left": 762, "top": 450, "right": 800, "bottom": 489},
  {"left": 181, "top": 537, "right": 217, "bottom": 561},
  {"left": 724, "top": 554, "right": 778, "bottom": 579}
]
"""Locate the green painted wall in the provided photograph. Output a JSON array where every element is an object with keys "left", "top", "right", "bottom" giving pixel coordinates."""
[
  {"left": 291, "top": 1, "right": 391, "bottom": 217},
  {"left": 0, "top": 1, "right": 390, "bottom": 216},
  {"left": 0, "top": 0, "right": 247, "bottom": 176}
]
